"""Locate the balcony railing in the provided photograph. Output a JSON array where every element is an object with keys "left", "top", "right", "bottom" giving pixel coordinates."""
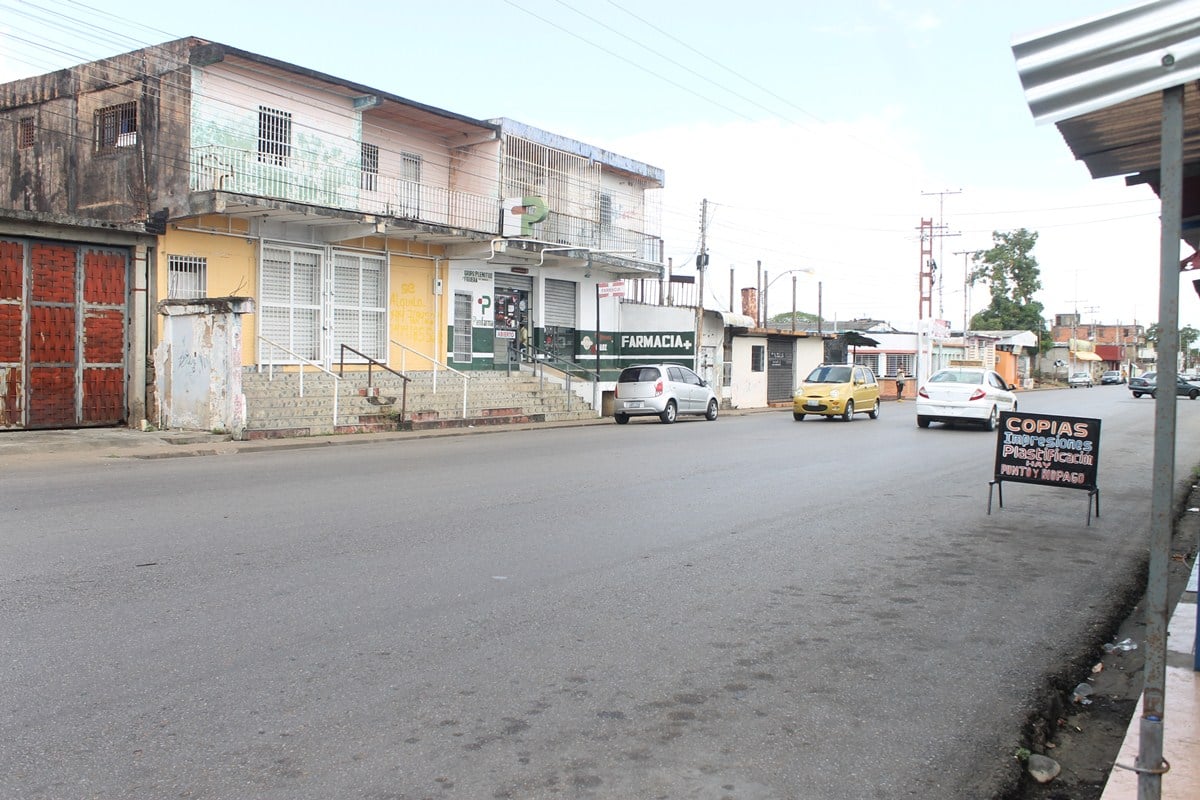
[
  {"left": 191, "top": 145, "right": 499, "bottom": 234},
  {"left": 536, "top": 212, "right": 663, "bottom": 264}
]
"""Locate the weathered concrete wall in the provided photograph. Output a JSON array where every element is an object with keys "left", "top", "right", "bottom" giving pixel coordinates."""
[{"left": 155, "top": 297, "right": 253, "bottom": 434}]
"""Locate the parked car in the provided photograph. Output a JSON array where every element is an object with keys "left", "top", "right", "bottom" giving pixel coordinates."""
[
  {"left": 1129, "top": 371, "right": 1200, "bottom": 400},
  {"left": 1068, "top": 371, "right": 1094, "bottom": 388},
  {"left": 613, "top": 364, "right": 718, "bottom": 424},
  {"left": 915, "top": 367, "right": 1018, "bottom": 431},
  {"left": 793, "top": 364, "right": 880, "bottom": 421},
  {"left": 1100, "top": 370, "right": 1124, "bottom": 385}
]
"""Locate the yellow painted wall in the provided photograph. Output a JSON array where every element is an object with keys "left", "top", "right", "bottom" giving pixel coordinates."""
[
  {"left": 155, "top": 226, "right": 448, "bottom": 369},
  {"left": 157, "top": 223, "right": 259, "bottom": 365},
  {"left": 389, "top": 255, "right": 442, "bottom": 370}
]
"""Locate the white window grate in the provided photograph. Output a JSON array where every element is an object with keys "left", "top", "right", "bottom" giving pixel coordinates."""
[
  {"left": 453, "top": 292, "right": 473, "bottom": 363},
  {"left": 361, "top": 142, "right": 379, "bottom": 191},
  {"left": 167, "top": 255, "right": 207, "bottom": 299},
  {"left": 95, "top": 102, "right": 136, "bottom": 151},
  {"left": 257, "top": 106, "right": 291, "bottom": 166},
  {"left": 886, "top": 354, "right": 915, "bottom": 377}
]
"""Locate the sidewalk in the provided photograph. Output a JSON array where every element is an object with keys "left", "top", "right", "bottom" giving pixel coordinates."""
[
  {"left": 0, "top": 416, "right": 614, "bottom": 463},
  {"left": 1100, "top": 558, "right": 1200, "bottom": 800}
]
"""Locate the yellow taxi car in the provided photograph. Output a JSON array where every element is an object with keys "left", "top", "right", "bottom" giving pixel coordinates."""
[{"left": 793, "top": 363, "right": 881, "bottom": 421}]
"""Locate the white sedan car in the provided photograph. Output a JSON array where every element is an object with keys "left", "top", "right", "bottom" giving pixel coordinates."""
[{"left": 915, "top": 367, "right": 1018, "bottom": 431}]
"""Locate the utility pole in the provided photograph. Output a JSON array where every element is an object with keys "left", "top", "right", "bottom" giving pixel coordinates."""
[
  {"left": 695, "top": 199, "right": 709, "bottom": 373},
  {"left": 921, "top": 189, "right": 962, "bottom": 320},
  {"left": 953, "top": 249, "right": 981, "bottom": 335}
]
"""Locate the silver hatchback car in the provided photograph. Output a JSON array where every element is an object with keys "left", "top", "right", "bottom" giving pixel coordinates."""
[{"left": 613, "top": 363, "right": 718, "bottom": 424}]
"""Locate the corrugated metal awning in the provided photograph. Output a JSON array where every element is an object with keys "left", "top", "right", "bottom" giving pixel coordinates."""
[{"left": 1013, "top": 0, "right": 1200, "bottom": 179}]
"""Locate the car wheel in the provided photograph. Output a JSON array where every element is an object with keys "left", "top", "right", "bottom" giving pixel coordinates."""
[
  {"left": 841, "top": 400, "right": 854, "bottom": 422},
  {"left": 1133, "top": 392, "right": 1142, "bottom": 398},
  {"left": 917, "top": 415, "right": 931, "bottom": 428},
  {"left": 793, "top": 412, "right": 805, "bottom": 421},
  {"left": 614, "top": 413, "right": 629, "bottom": 425},
  {"left": 984, "top": 406, "right": 999, "bottom": 432},
  {"left": 705, "top": 398, "right": 719, "bottom": 420},
  {"left": 868, "top": 400, "right": 880, "bottom": 419},
  {"left": 659, "top": 400, "right": 677, "bottom": 424},
  {"left": 1191, "top": 390, "right": 1199, "bottom": 400}
]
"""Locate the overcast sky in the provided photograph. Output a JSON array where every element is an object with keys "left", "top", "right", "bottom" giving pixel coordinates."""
[{"left": 1, "top": 0, "right": 1184, "bottom": 329}]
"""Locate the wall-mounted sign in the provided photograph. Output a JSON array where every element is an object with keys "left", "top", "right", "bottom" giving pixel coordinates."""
[{"left": 989, "top": 410, "right": 1101, "bottom": 524}]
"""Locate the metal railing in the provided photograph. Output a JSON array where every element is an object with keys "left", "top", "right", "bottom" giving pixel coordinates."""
[
  {"left": 191, "top": 145, "right": 500, "bottom": 234},
  {"left": 339, "top": 345, "right": 411, "bottom": 427},
  {"left": 393, "top": 340, "right": 470, "bottom": 419},
  {"left": 508, "top": 342, "right": 600, "bottom": 413},
  {"left": 256, "top": 335, "right": 341, "bottom": 429}
]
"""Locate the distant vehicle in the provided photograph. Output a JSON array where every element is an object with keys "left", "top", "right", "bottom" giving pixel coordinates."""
[
  {"left": 1129, "top": 371, "right": 1200, "bottom": 400},
  {"left": 1100, "top": 370, "right": 1124, "bottom": 385},
  {"left": 1068, "top": 371, "right": 1094, "bottom": 388},
  {"left": 915, "top": 367, "right": 1018, "bottom": 431},
  {"left": 613, "top": 364, "right": 718, "bottom": 424},
  {"left": 793, "top": 364, "right": 880, "bottom": 421}
]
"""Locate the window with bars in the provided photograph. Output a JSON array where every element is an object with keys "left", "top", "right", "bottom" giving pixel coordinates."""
[
  {"left": 257, "top": 106, "right": 291, "bottom": 166},
  {"left": 751, "top": 345, "right": 765, "bottom": 372},
  {"left": 360, "top": 142, "right": 379, "bottom": 191},
  {"left": 167, "top": 255, "right": 208, "bottom": 299},
  {"left": 18, "top": 117, "right": 34, "bottom": 149},
  {"left": 886, "top": 353, "right": 915, "bottom": 377},
  {"left": 95, "top": 102, "right": 137, "bottom": 151},
  {"left": 853, "top": 353, "right": 880, "bottom": 374}
]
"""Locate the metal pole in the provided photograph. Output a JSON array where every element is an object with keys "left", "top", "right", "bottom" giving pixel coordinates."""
[
  {"left": 817, "top": 281, "right": 823, "bottom": 337},
  {"left": 1138, "top": 83, "right": 1184, "bottom": 800},
  {"left": 791, "top": 275, "right": 797, "bottom": 334}
]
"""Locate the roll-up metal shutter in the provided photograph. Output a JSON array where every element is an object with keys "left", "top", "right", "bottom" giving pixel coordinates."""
[
  {"left": 766, "top": 336, "right": 794, "bottom": 404},
  {"left": 494, "top": 272, "right": 533, "bottom": 292},
  {"left": 544, "top": 279, "right": 577, "bottom": 327}
]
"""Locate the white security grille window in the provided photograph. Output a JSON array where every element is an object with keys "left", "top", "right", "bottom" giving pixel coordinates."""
[
  {"left": 886, "top": 354, "right": 915, "bottom": 377},
  {"left": 167, "top": 255, "right": 207, "bottom": 299},
  {"left": 453, "top": 292, "right": 473, "bottom": 363},
  {"left": 257, "top": 106, "right": 292, "bottom": 166},
  {"left": 360, "top": 142, "right": 379, "bottom": 191},
  {"left": 853, "top": 353, "right": 880, "bottom": 373},
  {"left": 95, "top": 102, "right": 136, "bottom": 151},
  {"left": 331, "top": 252, "right": 386, "bottom": 361},
  {"left": 259, "top": 245, "right": 322, "bottom": 362},
  {"left": 396, "top": 151, "right": 422, "bottom": 216}
]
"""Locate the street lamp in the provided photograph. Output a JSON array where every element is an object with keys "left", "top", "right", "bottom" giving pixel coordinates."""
[{"left": 761, "top": 268, "right": 817, "bottom": 331}]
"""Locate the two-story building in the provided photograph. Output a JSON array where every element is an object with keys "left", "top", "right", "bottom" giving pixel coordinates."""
[{"left": 0, "top": 38, "right": 670, "bottom": 431}]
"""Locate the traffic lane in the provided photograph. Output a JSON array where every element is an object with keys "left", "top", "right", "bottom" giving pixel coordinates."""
[{"left": 2, "top": 396, "right": 1193, "bottom": 798}]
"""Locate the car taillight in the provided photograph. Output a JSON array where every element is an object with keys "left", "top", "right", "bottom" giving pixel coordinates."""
[
  {"left": 655, "top": 380, "right": 664, "bottom": 396},
  {"left": 969, "top": 389, "right": 986, "bottom": 401},
  {"left": 918, "top": 387, "right": 929, "bottom": 399}
]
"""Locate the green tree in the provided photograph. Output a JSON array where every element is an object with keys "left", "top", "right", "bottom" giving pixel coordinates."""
[
  {"left": 1147, "top": 324, "right": 1200, "bottom": 368},
  {"left": 768, "top": 310, "right": 819, "bottom": 328},
  {"left": 969, "top": 228, "right": 1049, "bottom": 349}
]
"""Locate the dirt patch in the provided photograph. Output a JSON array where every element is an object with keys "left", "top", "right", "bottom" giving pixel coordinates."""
[{"left": 998, "top": 490, "right": 1199, "bottom": 800}]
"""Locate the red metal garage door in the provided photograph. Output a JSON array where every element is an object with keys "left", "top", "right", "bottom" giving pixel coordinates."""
[{"left": 0, "top": 238, "right": 129, "bottom": 430}]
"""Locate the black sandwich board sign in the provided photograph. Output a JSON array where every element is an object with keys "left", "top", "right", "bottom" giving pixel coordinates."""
[{"left": 989, "top": 410, "right": 1101, "bottom": 525}]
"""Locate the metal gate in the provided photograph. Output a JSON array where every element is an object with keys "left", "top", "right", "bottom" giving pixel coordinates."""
[
  {"left": 766, "top": 336, "right": 794, "bottom": 404},
  {"left": 544, "top": 278, "right": 577, "bottom": 361},
  {"left": 0, "top": 237, "right": 129, "bottom": 429}
]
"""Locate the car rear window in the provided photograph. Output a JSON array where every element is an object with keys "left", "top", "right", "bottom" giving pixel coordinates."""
[
  {"left": 619, "top": 367, "right": 661, "bottom": 383},
  {"left": 931, "top": 370, "right": 983, "bottom": 384}
]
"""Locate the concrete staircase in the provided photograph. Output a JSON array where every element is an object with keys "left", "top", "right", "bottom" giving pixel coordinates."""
[{"left": 240, "top": 366, "right": 598, "bottom": 440}]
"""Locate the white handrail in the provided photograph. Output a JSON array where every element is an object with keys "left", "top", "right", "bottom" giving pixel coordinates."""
[
  {"left": 393, "top": 340, "right": 469, "bottom": 419},
  {"left": 256, "top": 335, "right": 340, "bottom": 429}
]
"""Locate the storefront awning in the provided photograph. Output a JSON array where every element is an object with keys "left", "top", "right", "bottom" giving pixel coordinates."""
[{"left": 1075, "top": 351, "right": 1103, "bottom": 361}]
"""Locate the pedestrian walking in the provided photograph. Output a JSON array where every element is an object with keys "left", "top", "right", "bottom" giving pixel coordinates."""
[{"left": 896, "top": 369, "right": 907, "bottom": 402}]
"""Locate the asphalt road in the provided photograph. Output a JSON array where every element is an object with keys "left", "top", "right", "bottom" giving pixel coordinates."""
[{"left": 3, "top": 384, "right": 1197, "bottom": 799}]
